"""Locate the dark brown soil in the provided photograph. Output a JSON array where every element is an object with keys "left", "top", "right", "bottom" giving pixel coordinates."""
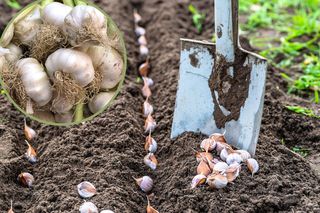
[{"left": 0, "top": 0, "right": 319, "bottom": 212}]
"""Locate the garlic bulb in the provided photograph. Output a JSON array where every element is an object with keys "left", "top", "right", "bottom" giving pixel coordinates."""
[
  {"left": 246, "top": 158, "right": 259, "bottom": 176},
  {"left": 18, "top": 172, "right": 34, "bottom": 188},
  {"left": 54, "top": 111, "right": 74, "bottom": 123},
  {"left": 88, "top": 92, "right": 114, "bottom": 114},
  {"left": 64, "top": 5, "right": 106, "bottom": 46},
  {"left": 79, "top": 201, "right": 98, "bottom": 213},
  {"left": 77, "top": 181, "right": 97, "bottom": 198},
  {"left": 226, "top": 153, "right": 243, "bottom": 165},
  {"left": 16, "top": 58, "right": 53, "bottom": 106},
  {"left": 145, "top": 135, "right": 157, "bottom": 153},
  {"left": 45, "top": 48, "right": 95, "bottom": 87},
  {"left": 191, "top": 174, "right": 206, "bottom": 189},
  {"left": 143, "top": 100, "right": 153, "bottom": 117},
  {"left": 82, "top": 45, "right": 123, "bottom": 89},
  {"left": 144, "top": 153, "right": 158, "bottom": 170},
  {"left": 237, "top": 150, "right": 251, "bottom": 161},
  {"left": 134, "top": 176, "right": 153, "bottom": 193},
  {"left": 42, "top": 2, "right": 72, "bottom": 28},
  {"left": 207, "top": 173, "right": 228, "bottom": 189},
  {"left": 213, "top": 162, "right": 228, "bottom": 173},
  {"left": 197, "top": 160, "right": 211, "bottom": 176},
  {"left": 2, "top": 44, "right": 22, "bottom": 63},
  {"left": 200, "top": 138, "right": 216, "bottom": 152},
  {"left": 15, "top": 7, "right": 42, "bottom": 44}
]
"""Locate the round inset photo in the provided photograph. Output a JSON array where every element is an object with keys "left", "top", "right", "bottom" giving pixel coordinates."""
[{"left": 0, "top": 0, "right": 126, "bottom": 126}]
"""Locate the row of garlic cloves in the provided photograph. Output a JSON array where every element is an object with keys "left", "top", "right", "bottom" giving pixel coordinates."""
[{"left": 133, "top": 8, "right": 159, "bottom": 213}]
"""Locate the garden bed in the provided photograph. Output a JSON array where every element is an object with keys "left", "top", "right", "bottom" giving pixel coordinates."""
[{"left": 0, "top": 0, "right": 319, "bottom": 212}]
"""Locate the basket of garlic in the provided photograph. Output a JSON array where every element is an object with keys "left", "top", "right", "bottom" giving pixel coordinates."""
[{"left": 0, "top": 0, "right": 126, "bottom": 125}]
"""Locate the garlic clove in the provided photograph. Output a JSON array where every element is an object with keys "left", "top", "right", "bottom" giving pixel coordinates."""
[
  {"left": 42, "top": 2, "right": 72, "bottom": 28},
  {"left": 197, "top": 160, "right": 211, "bottom": 176},
  {"left": 191, "top": 174, "right": 207, "bottom": 189},
  {"left": 200, "top": 138, "right": 216, "bottom": 152},
  {"left": 25, "top": 140, "right": 37, "bottom": 164},
  {"left": 195, "top": 152, "right": 213, "bottom": 163},
  {"left": 246, "top": 158, "right": 259, "bottom": 176},
  {"left": 207, "top": 173, "right": 228, "bottom": 189},
  {"left": 144, "top": 114, "right": 156, "bottom": 133},
  {"left": 138, "top": 35, "right": 148, "bottom": 46},
  {"left": 135, "top": 26, "right": 146, "bottom": 37},
  {"left": 147, "top": 197, "right": 159, "bottom": 213},
  {"left": 77, "top": 181, "right": 97, "bottom": 198},
  {"left": 24, "top": 118, "right": 37, "bottom": 141},
  {"left": 236, "top": 150, "right": 251, "bottom": 161},
  {"left": 7, "top": 200, "right": 14, "bottom": 213},
  {"left": 142, "top": 83, "right": 152, "bottom": 98},
  {"left": 144, "top": 153, "right": 158, "bottom": 170},
  {"left": 18, "top": 172, "right": 34, "bottom": 188},
  {"left": 145, "top": 135, "right": 157, "bottom": 153},
  {"left": 210, "top": 133, "right": 227, "bottom": 143},
  {"left": 139, "top": 60, "right": 150, "bottom": 77},
  {"left": 133, "top": 9, "right": 142, "bottom": 24},
  {"left": 213, "top": 162, "right": 228, "bottom": 173},
  {"left": 226, "top": 162, "right": 241, "bottom": 182},
  {"left": 133, "top": 176, "right": 153, "bottom": 193},
  {"left": 100, "top": 211, "right": 115, "bottom": 213},
  {"left": 143, "top": 100, "right": 154, "bottom": 117},
  {"left": 226, "top": 153, "right": 243, "bottom": 165},
  {"left": 143, "top": 77, "right": 154, "bottom": 87},
  {"left": 79, "top": 201, "right": 98, "bottom": 213},
  {"left": 220, "top": 148, "right": 229, "bottom": 162},
  {"left": 140, "top": 45, "right": 149, "bottom": 57}
]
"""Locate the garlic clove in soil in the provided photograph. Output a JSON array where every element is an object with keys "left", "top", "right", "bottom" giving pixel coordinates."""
[
  {"left": 144, "top": 114, "right": 156, "bottom": 133},
  {"left": 226, "top": 153, "right": 243, "bottom": 165},
  {"left": 191, "top": 174, "right": 207, "bottom": 189},
  {"left": 246, "top": 158, "right": 259, "bottom": 176},
  {"left": 213, "top": 162, "right": 228, "bottom": 173},
  {"left": 200, "top": 138, "right": 216, "bottom": 152},
  {"left": 79, "top": 201, "right": 98, "bottom": 213},
  {"left": 133, "top": 176, "right": 153, "bottom": 193},
  {"left": 138, "top": 35, "right": 148, "bottom": 46},
  {"left": 100, "top": 211, "right": 115, "bottom": 213},
  {"left": 24, "top": 119, "right": 37, "bottom": 141},
  {"left": 144, "top": 153, "right": 158, "bottom": 170},
  {"left": 145, "top": 135, "right": 157, "bottom": 153},
  {"left": 135, "top": 26, "right": 146, "bottom": 37},
  {"left": 195, "top": 152, "right": 213, "bottom": 163},
  {"left": 77, "top": 181, "right": 97, "bottom": 198},
  {"left": 140, "top": 45, "right": 149, "bottom": 57},
  {"left": 16, "top": 58, "right": 53, "bottom": 107},
  {"left": 7, "top": 200, "right": 14, "bottom": 213},
  {"left": 236, "top": 150, "right": 251, "bottom": 161},
  {"left": 207, "top": 173, "right": 228, "bottom": 189},
  {"left": 225, "top": 162, "right": 241, "bottom": 183},
  {"left": 197, "top": 160, "right": 211, "bottom": 176},
  {"left": 147, "top": 197, "right": 159, "bottom": 213},
  {"left": 143, "top": 77, "right": 154, "bottom": 87},
  {"left": 133, "top": 9, "right": 142, "bottom": 24},
  {"left": 18, "top": 172, "right": 34, "bottom": 188},
  {"left": 142, "top": 83, "right": 152, "bottom": 98},
  {"left": 88, "top": 92, "right": 115, "bottom": 114},
  {"left": 143, "top": 99, "right": 154, "bottom": 117},
  {"left": 24, "top": 140, "right": 37, "bottom": 164},
  {"left": 42, "top": 2, "right": 72, "bottom": 28},
  {"left": 139, "top": 60, "right": 150, "bottom": 77}
]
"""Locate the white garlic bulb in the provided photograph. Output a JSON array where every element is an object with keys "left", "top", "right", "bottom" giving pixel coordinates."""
[
  {"left": 45, "top": 48, "right": 95, "bottom": 87},
  {"left": 83, "top": 45, "right": 124, "bottom": 89},
  {"left": 88, "top": 92, "right": 115, "bottom": 114},
  {"left": 134, "top": 176, "right": 153, "bottom": 193},
  {"left": 79, "top": 201, "right": 98, "bottom": 213},
  {"left": 3, "top": 44, "right": 22, "bottom": 63},
  {"left": 246, "top": 158, "right": 259, "bottom": 176},
  {"left": 42, "top": 2, "right": 72, "bottom": 28},
  {"left": 16, "top": 58, "right": 53, "bottom": 106},
  {"left": 77, "top": 181, "right": 97, "bottom": 198},
  {"left": 226, "top": 153, "right": 243, "bottom": 165}
]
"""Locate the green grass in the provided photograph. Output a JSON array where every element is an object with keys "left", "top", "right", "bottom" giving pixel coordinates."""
[
  {"left": 285, "top": 105, "right": 320, "bottom": 118},
  {"left": 5, "top": 0, "right": 21, "bottom": 9},
  {"left": 240, "top": 0, "right": 320, "bottom": 104},
  {"left": 292, "top": 146, "right": 309, "bottom": 157},
  {"left": 188, "top": 4, "right": 206, "bottom": 34}
]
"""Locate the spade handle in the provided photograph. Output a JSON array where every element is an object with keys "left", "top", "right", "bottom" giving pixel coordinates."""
[{"left": 214, "top": 0, "right": 239, "bottom": 63}]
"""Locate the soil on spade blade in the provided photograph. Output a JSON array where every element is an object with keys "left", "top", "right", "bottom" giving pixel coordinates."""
[{"left": 0, "top": 0, "right": 319, "bottom": 212}]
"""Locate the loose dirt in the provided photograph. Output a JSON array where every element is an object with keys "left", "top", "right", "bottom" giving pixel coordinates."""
[{"left": 0, "top": 0, "right": 319, "bottom": 212}]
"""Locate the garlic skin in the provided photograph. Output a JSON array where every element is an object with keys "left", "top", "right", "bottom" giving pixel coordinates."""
[
  {"left": 134, "top": 176, "right": 153, "bottom": 193},
  {"left": 54, "top": 111, "right": 74, "bottom": 123},
  {"left": 144, "top": 153, "right": 158, "bottom": 170},
  {"left": 200, "top": 138, "right": 216, "bottom": 152},
  {"left": 77, "top": 181, "right": 97, "bottom": 198},
  {"left": 16, "top": 58, "right": 53, "bottom": 106},
  {"left": 145, "top": 135, "right": 157, "bottom": 153},
  {"left": 143, "top": 100, "right": 153, "bottom": 117},
  {"left": 79, "top": 201, "right": 98, "bottom": 213},
  {"left": 45, "top": 48, "right": 95, "bottom": 87},
  {"left": 64, "top": 5, "right": 106, "bottom": 45},
  {"left": 15, "top": 7, "right": 42, "bottom": 44},
  {"left": 196, "top": 152, "right": 213, "bottom": 163},
  {"left": 1, "top": 24, "right": 14, "bottom": 47},
  {"left": 88, "top": 92, "right": 114, "bottom": 114},
  {"left": 139, "top": 60, "right": 149, "bottom": 77},
  {"left": 84, "top": 45, "right": 124, "bottom": 89},
  {"left": 191, "top": 174, "right": 207, "bottom": 189},
  {"left": 18, "top": 172, "right": 34, "bottom": 188},
  {"left": 207, "top": 173, "right": 228, "bottom": 189},
  {"left": 226, "top": 153, "right": 243, "bottom": 165},
  {"left": 246, "top": 158, "right": 259, "bottom": 176},
  {"left": 197, "top": 160, "right": 211, "bottom": 176},
  {"left": 42, "top": 2, "right": 72, "bottom": 28},
  {"left": 237, "top": 150, "right": 251, "bottom": 161},
  {"left": 210, "top": 133, "right": 227, "bottom": 143},
  {"left": 213, "top": 162, "right": 228, "bottom": 173}
]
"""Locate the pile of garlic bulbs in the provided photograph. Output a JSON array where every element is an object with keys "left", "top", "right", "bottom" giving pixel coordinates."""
[
  {"left": 191, "top": 133, "right": 259, "bottom": 189},
  {"left": 0, "top": 0, "right": 125, "bottom": 124}
]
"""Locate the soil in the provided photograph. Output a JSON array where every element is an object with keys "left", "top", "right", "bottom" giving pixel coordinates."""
[{"left": 0, "top": 0, "right": 319, "bottom": 212}]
